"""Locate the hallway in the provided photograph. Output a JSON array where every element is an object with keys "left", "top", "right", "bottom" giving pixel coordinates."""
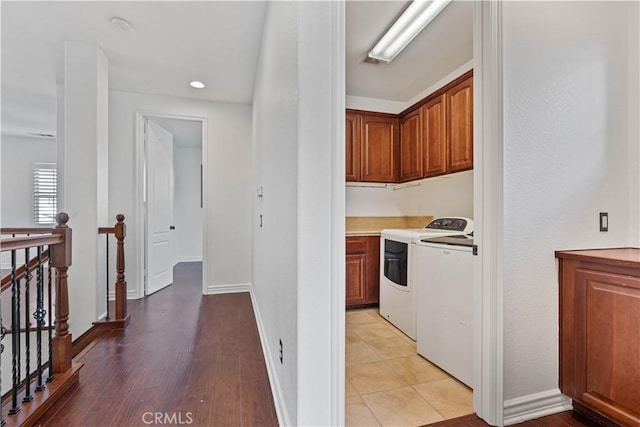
[{"left": 35, "top": 262, "right": 278, "bottom": 426}]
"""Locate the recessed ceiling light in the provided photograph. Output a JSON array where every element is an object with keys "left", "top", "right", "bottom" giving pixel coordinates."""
[
  {"left": 190, "top": 81, "right": 206, "bottom": 89},
  {"left": 110, "top": 17, "right": 132, "bottom": 31}
]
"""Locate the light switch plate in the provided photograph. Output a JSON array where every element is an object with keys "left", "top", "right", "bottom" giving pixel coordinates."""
[{"left": 599, "top": 212, "right": 608, "bottom": 232}]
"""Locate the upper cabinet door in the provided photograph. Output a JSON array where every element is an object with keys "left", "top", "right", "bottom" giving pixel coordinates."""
[
  {"left": 422, "top": 95, "right": 447, "bottom": 178},
  {"left": 447, "top": 77, "right": 473, "bottom": 173},
  {"left": 361, "top": 115, "right": 398, "bottom": 183},
  {"left": 346, "top": 112, "right": 362, "bottom": 182},
  {"left": 399, "top": 109, "right": 423, "bottom": 182}
]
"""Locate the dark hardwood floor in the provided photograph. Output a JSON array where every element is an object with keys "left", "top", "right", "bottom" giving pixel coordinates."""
[
  {"left": 426, "top": 411, "right": 592, "bottom": 427},
  {"left": 27, "top": 261, "right": 595, "bottom": 427},
  {"left": 34, "top": 262, "right": 278, "bottom": 427}
]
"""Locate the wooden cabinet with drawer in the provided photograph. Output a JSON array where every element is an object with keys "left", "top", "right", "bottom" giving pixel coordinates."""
[{"left": 556, "top": 248, "right": 640, "bottom": 426}]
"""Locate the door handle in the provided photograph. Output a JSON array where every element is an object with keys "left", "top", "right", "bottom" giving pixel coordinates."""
[{"left": 169, "top": 225, "right": 175, "bottom": 230}]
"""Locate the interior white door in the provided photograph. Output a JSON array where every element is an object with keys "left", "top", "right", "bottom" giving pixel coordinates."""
[{"left": 146, "top": 120, "right": 175, "bottom": 295}]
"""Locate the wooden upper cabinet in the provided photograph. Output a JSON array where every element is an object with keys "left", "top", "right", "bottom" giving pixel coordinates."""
[
  {"left": 446, "top": 77, "right": 473, "bottom": 173},
  {"left": 345, "top": 71, "right": 472, "bottom": 184},
  {"left": 345, "top": 112, "right": 362, "bottom": 182},
  {"left": 422, "top": 95, "right": 447, "bottom": 178},
  {"left": 361, "top": 115, "right": 398, "bottom": 183},
  {"left": 399, "top": 109, "right": 423, "bottom": 182}
]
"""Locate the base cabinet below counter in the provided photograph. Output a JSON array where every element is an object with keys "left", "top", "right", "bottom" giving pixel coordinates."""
[
  {"left": 556, "top": 248, "right": 640, "bottom": 426},
  {"left": 346, "top": 236, "right": 380, "bottom": 309}
]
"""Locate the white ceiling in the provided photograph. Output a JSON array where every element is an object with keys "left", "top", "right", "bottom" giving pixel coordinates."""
[
  {"left": 1, "top": 1, "right": 268, "bottom": 138},
  {"left": 1, "top": 1, "right": 472, "bottom": 139},
  {"left": 346, "top": 0, "right": 473, "bottom": 102}
]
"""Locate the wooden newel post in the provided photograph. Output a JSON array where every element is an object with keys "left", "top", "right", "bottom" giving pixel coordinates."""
[
  {"left": 50, "top": 212, "right": 73, "bottom": 374},
  {"left": 114, "top": 214, "right": 127, "bottom": 321}
]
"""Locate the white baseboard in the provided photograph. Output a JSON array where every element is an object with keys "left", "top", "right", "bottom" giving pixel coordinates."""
[
  {"left": 108, "top": 289, "right": 139, "bottom": 300},
  {"left": 177, "top": 257, "right": 203, "bottom": 263},
  {"left": 205, "top": 283, "right": 252, "bottom": 295},
  {"left": 504, "top": 389, "right": 573, "bottom": 425},
  {"left": 249, "top": 288, "right": 291, "bottom": 427}
]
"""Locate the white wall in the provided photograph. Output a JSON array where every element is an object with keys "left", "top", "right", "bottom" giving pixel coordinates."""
[
  {"left": 109, "top": 91, "right": 252, "bottom": 298},
  {"left": 252, "top": 2, "right": 344, "bottom": 425},
  {"left": 0, "top": 136, "right": 57, "bottom": 268},
  {"left": 0, "top": 135, "right": 57, "bottom": 227},
  {"left": 61, "top": 42, "right": 109, "bottom": 337},
  {"left": 174, "top": 145, "right": 203, "bottom": 262},
  {"left": 629, "top": 1, "right": 640, "bottom": 247},
  {"left": 345, "top": 171, "right": 473, "bottom": 219},
  {"left": 397, "top": 171, "right": 473, "bottom": 218},
  {"left": 252, "top": 2, "right": 299, "bottom": 423},
  {"left": 345, "top": 184, "right": 403, "bottom": 217},
  {"left": 502, "top": 0, "right": 639, "bottom": 406}
]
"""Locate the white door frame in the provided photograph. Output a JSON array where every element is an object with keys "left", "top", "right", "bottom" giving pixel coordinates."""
[
  {"left": 328, "top": 1, "right": 504, "bottom": 425},
  {"left": 472, "top": 1, "right": 504, "bottom": 425},
  {"left": 134, "top": 111, "right": 208, "bottom": 297}
]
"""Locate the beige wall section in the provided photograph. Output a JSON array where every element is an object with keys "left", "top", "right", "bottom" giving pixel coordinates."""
[{"left": 346, "top": 216, "right": 434, "bottom": 236}]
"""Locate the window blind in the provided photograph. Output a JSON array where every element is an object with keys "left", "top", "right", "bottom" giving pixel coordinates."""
[{"left": 33, "top": 165, "right": 57, "bottom": 225}]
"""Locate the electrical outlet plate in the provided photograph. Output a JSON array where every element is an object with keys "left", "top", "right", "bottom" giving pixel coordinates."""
[{"left": 599, "top": 212, "right": 608, "bottom": 232}]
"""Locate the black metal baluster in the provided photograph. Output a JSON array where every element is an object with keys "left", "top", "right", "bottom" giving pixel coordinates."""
[
  {"left": 34, "top": 245, "right": 46, "bottom": 391},
  {"left": 9, "top": 250, "right": 21, "bottom": 415},
  {"left": 1, "top": 315, "right": 6, "bottom": 426},
  {"left": 46, "top": 247, "right": 54, "bottom": 383},
  {"left": 23, "top": 248, "right": 33, "bottom": 403},
  {"left": 106, "top": 235, "right": 110, "bottom": 320}
]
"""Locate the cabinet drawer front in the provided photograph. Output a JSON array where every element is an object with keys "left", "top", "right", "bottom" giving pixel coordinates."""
[
  {"left": 575, "top": 269, "right": 640, "bottom": 421},
  {"left": 346, "top": 239, "right": 367, "bottom": 254}
]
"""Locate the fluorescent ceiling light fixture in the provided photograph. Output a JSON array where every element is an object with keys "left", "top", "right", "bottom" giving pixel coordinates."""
[
  {"left": 190, "top": 81, "right": 205, "bottom": 89},
  {"left": 368, "top": 0, "right": 451, "bottom": 63}
]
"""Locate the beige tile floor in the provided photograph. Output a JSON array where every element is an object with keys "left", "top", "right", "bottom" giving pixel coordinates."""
[{"left": 346, "top": 308, "right": 473, "bottom": 427}]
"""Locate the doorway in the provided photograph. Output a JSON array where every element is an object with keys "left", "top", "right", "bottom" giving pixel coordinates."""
[
  {"left": 343, "top": 1, "right": 503, "bottom": 425},
  {"left": 136, "top": 113, "right": 206, "bottom": 297}
]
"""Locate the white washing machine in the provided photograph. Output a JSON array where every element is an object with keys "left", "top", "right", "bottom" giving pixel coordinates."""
[
  {"left": 414, "top": 234, "right": 474, "bottom": 387},
  {"left": 379, "top": 217, "right": 473, "bottom": 340}
]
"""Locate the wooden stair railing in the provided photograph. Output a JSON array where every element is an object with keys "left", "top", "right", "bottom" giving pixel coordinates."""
[
  {"left": 1, "top": 250, "right": 49, "bottom": 294},
  {"left": 1, "top": 228, "right": 53, "bottom": 294},
  {"left": 95, "top": 214, "right": 129, "bottom": 329},
  {"left": 0, "top": 212, "right": 82, "bottom": 427}
]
